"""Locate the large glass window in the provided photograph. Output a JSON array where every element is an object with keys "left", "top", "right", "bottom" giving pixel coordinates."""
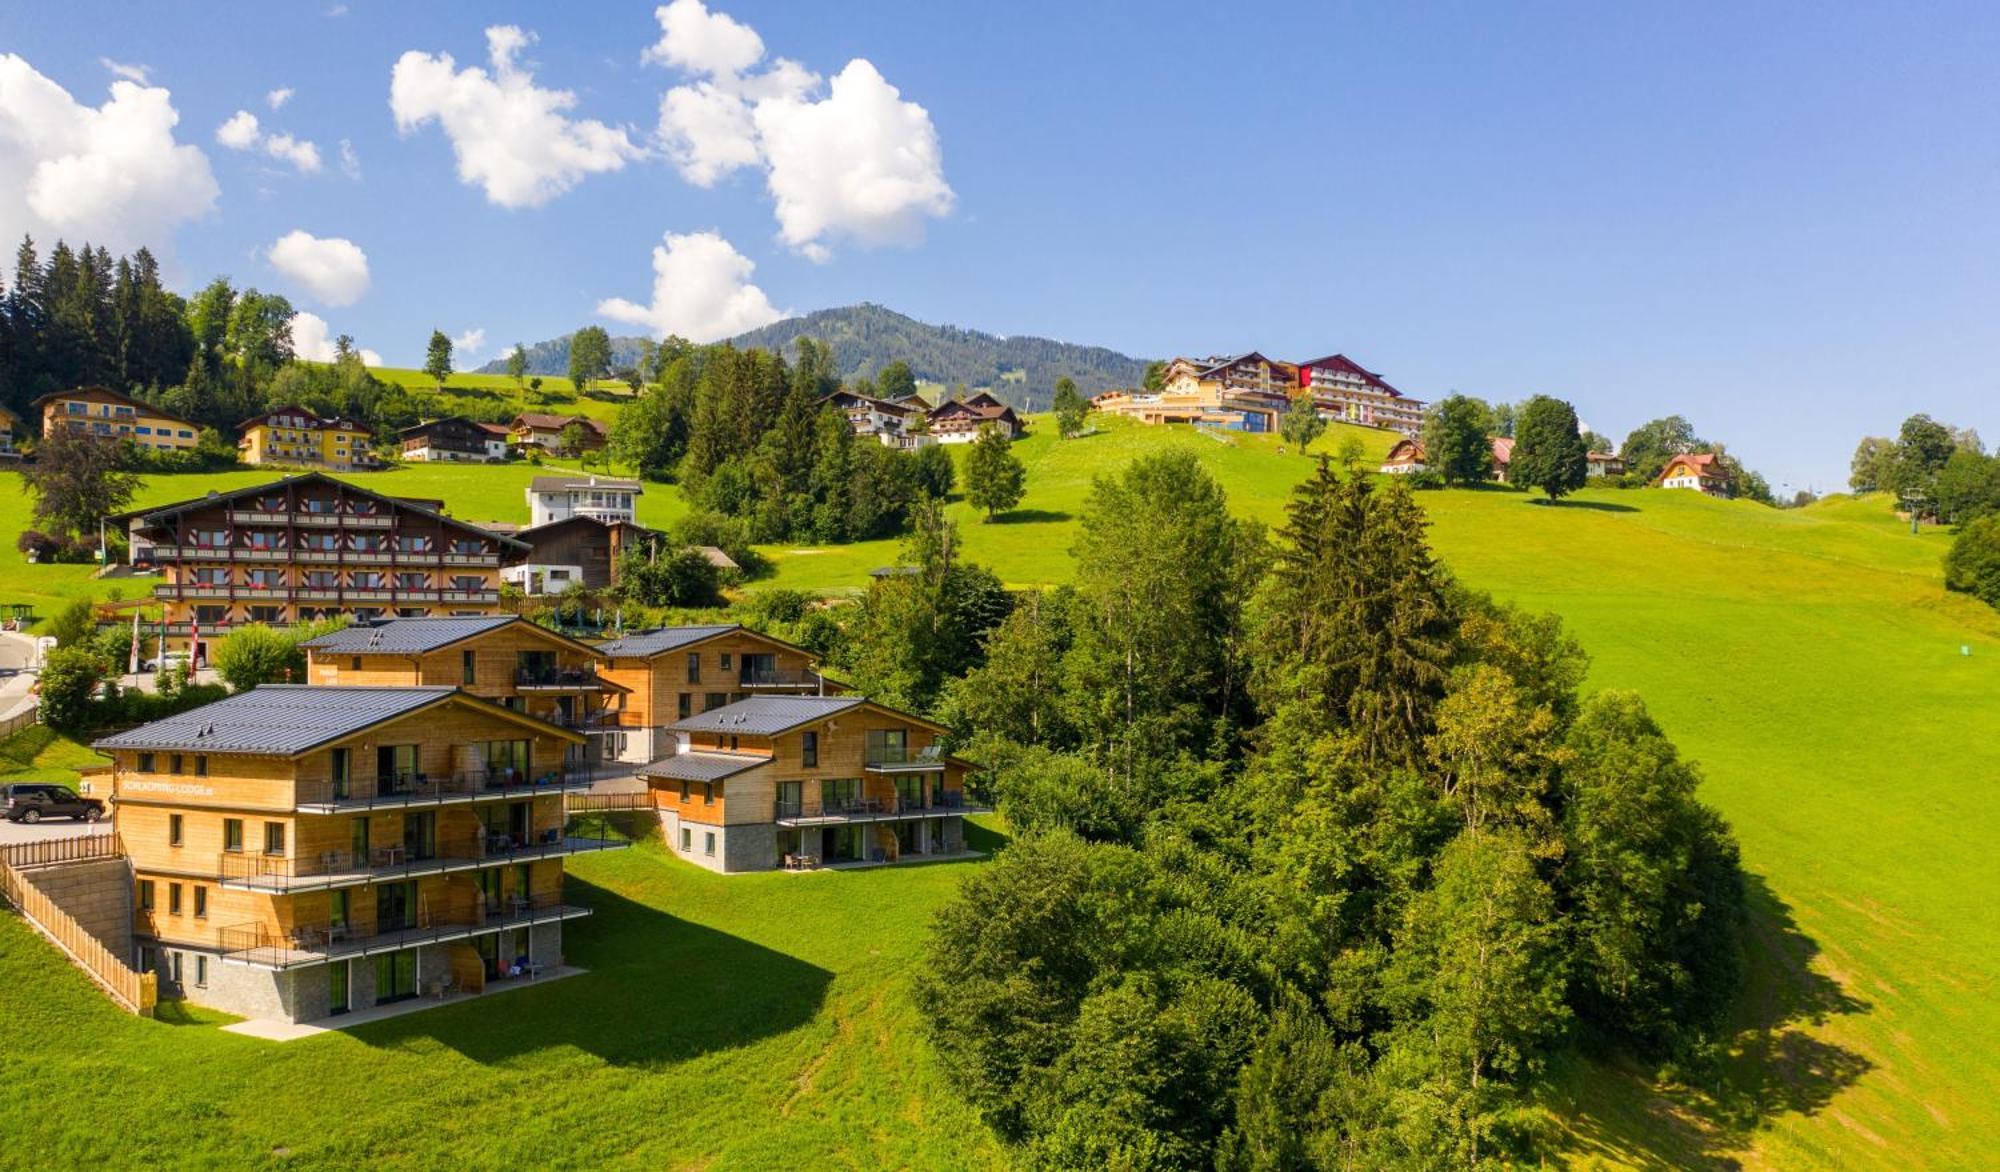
[
  {"left": 376, "top": 744, "right": 418, "bottom": 794},
  {"left": 375, "top": 950, "right": 417, "bottom": 1004},
  {"left": 865, "top": 729, "right": 908, "bottom": 766},
  {"left": 377, "top": 881, "right": 417, "bottom": 932},
  {"left": 484, "top": 739, "right": 530, "bottom": 784},
  {"left": 821, "top": 777, "right": 860, "bottom": 812}
]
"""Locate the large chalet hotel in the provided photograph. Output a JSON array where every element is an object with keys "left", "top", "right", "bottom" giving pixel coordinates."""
[{"left": 1094, "top": 351, "right": 1426, "bottom": 437}]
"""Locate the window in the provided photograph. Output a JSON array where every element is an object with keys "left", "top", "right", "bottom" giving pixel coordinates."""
[
  {"left": 349, "top": 656, "right": 362, "bottom": 671},
  {"left": 483, "top": 739, "right": 531, "bottom": 784},
  {"left": 686, "top": 653, "right": 701, "bottom": 684},
  {"left": 821, "top": 777, "right": 860, "bottom": 810},
  {"left": 719, "top": 653, "right": 732, "bottom": 671},
  {"left": 704, "top": 832, "right": 716, "bottom": 857},
  {"left": 138, "top": 879, "right": 155, "bottom": 910},
  {"left": 678, "top": 780, "right": 689, "bottom": 802},
  {"left": 703, "top": 782, "right": 714, "bottom": 806},
  {"left": 677, "top": 693, "right": 692, "bottom": 720},
  {"left": 137, "top": 752, "right": 155, "bottom": 772},
  {"left": 222, "top": 819, "right": 243, "bottom": 852},
  {"left": 193, "top": 886, "right": 206, "bottom": 919},
  {"left": 168, "top": 814, "right": 183, "bottom": 847},
  {"left": 462, "top": 649, "right": 477, "bottom": 686},
  {"left": 264, "top": 822, "right": 286, "bottom": 856},
  {"left": 865, "top": 728, "right": 908, "bottom": 767},
  {"left": 169, "top": 753, "right": 184, "bottom": 775},
  {"left": 194, "top": 755, "right": 208, "bottom": 777},
  {"left": 168, "top": 883, "right": 182, "bottom": 915},
  {"left": 195, "top": 955, "right": 207, "bottom": 989},
  {"left": 801, "top": 731, "right": 818, "bottom": 768},
  {"left": 680, "top": 827, "right": 691, "bottom": 852},
  {"left": 706, "top": 693, "right": 727, "bottom": 712},
  {"left": 169, "top": 952, "right": 183, "bottom": 984}
]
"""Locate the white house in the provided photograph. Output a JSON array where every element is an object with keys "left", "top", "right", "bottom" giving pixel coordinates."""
[{"left": 527, "top": 475, "right": 643, "bottom": 527}]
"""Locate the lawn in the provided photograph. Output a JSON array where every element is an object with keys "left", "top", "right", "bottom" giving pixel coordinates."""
[
  {"left": 0, "top": 414, "right": 1994, "bottom": 1166},
  {"left": 370, "top": 366, "right": 639, "bottom": 426}
]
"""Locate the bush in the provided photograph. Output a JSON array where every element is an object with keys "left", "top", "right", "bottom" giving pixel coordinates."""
[
  {"left": 616, "top": 546, "right": 726, "bottom": 608},
  {"left": 740, "top": 588, "right": 814, "bottom": 627},
  {"left": 1404, "top": 469, "right": 1445, "bottom": 490},
  {"left": 1944, "top": 514, "right": 2000, "bottom": 609},
  {"left": 110, "top": 683, "right": 229, "bottom": 727},
  {"left": 212, "top": 624, "right": 308, "bottom": 692},
  {"left": 36, "top": 647, "right": 106, "bottom": 733},
  {"left": 16, "top": 530, "right": 61, "bottom": 562},
  {"left": 44, "top": 599, "right": 97, "bottom": 648}
]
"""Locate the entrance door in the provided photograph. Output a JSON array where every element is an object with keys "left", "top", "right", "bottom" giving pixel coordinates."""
[
  {"left": 776, "top": 780, "right": 802, "bottom": 819},
  {"left": 404, "top": 811, "right": 437, "bottom": 861},
  {"left": 328, "top": 960, "right": 350, "bottom": 1015},
  {"left": 374, "top": 950, "right": 416, "bottom": 1004}
]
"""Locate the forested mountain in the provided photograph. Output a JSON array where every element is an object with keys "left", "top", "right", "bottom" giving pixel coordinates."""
[{"left": 480, "top": 304, "right": 1154, "bottom": 411}]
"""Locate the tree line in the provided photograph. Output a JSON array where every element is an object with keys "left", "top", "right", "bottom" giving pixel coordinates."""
[
  {"left": 1854, "top": 414, "right": 2000, "bottom": 614},
  {"left": 783, "top": 452, "right": 1746, "bottom": 1167}
]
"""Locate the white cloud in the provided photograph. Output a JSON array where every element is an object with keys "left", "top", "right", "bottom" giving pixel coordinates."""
[
  {"left": 338, "top": 138, "right": 361, "bottom": 179},
  {"left": 644, "top": 2, "right": 952, "bottom": 257},
  {"left": 0, "top": 55, "right": 218, "bottom": 257},
  {"left": 267, "top": 229, "right": 370, "bottom": 306},
  {"left": 390, "top": 25, "right": 641, "bottom": 209},
  {"left": 216, "top": 109, "right": 261, "bottom": 149},
  {"left": 99, "top": 58, "right": 151, "bottom": 84},
  {"left": 452, "top": 327, "right": 487, "bottom": 356},
  {"left": 292, "top": 311, "right": 381, "bottom": 366},
  {"left": 266, "top": 86, "right": 293, "bottom": 110},
  {"left": 215, "top": 108, "right": 322, "bottom": 174},
  {"left": 596, "top": 229, "right": 786, "bottom": 343}
]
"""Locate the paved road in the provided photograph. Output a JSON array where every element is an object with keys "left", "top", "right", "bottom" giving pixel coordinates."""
[
  {"left": 0, "top": 631, "right": 37, "bottom": 722},
  {"left": 0, "top": 817, "right": 113, "bottom": 847}
]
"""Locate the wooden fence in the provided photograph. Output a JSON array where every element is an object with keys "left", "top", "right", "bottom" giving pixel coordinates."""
[
  {"left": 0, "top": 836, "right": 156, "bottom": 1017},
  {"left": 0, "top": 703, "right": 38, "bottom": 740}
]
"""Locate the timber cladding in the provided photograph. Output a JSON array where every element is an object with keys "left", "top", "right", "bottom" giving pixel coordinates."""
[{"left": 600, "top": 631, "right": 826, "bottom": 729}]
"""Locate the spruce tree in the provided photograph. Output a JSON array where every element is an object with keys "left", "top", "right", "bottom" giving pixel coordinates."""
[{"left": 423, "top": 329, "right": 454, "bottom": 388}]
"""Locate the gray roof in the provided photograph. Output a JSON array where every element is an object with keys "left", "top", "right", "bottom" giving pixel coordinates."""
[
  {"left": 668, "top": 695, "right": 865, "bottom": 737},
  {"left": 636, "top": 751, "right": 771, "bottom": 783},
  {"left": 93, "top": 686, "right": 458, "bottom": 756},
  {"left": 528, "top": 476, "right": 642, "bottom": 494},
  {"left": 593, "top": 624, "right": 741, "bottom": 658},
  {"left": 298, "top": 616, "right": 520, "bottom": 654}
]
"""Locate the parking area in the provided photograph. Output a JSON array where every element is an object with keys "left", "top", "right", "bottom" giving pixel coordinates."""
[{"left": 0, "top": 817, "right": 114, "bottom": 848}]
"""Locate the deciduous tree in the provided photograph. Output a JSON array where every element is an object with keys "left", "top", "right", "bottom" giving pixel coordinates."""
[
  {"left": 1422, "top": 394, "right": 1493, "bottom": 486},
  {"left": 1051, "top": 377, "right": 1088, "bottom": 438},
  {"left": 963, "top": 423, "right": 1026, "bottom": 520},
  {"left": 21, "top": 426, "right": 139, "bottom": 541},
  {"left": 1510, "top": 394, "right": 1589, "bottom": 501}
]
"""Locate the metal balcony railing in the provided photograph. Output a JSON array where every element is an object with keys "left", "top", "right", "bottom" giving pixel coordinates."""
[
  {"left": 737, "top": 667, "right": 822, "bottom": 689},
  {"left": 862, "top": 744, "right": 946, "bottom": 771},
  {"left": 773, "top": 790, "right": 989, "bottom": 825},
  {"left": 515, "top": 666, "right": 602, "bottom": 689},
  {"left": 294, "top": 765, "right": 602, "bottom": 811},
  {"left": 213, "top": 831, "right": 629, "bottom": 892},
  {"left": 217, "top": 893, "right": 590, "bottom": 969}
]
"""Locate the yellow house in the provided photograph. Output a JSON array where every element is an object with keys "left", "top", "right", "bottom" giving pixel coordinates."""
[
  {"left": 239, "top": 407, "right": 378, "bottom": 470},
  {"left": 32, "top": 386, "right": 199, "bottom": 452},
  {"left": 0, "top": 402, "right": 20, "bottom": 456}
]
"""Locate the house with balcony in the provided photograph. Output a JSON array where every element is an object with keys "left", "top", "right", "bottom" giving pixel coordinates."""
[
  {"left": 398, "top": 417, "right": 511, "bottom": 463},
  {"left": 300, "top": 616, "right": 630, "bottom": 762},
  {"left": 1656, "top": 452, "right": 1734, "bottom": 497},
  {"left": 110, "top": 472, "right": 522, "bottom": 647},
  {"left": 509, "top": 413, "right": 607, "bottom": 455},
  {"left": 593, "top": 625, "right": 838, "bottom": 763},
  {"left": 238, "top": 406, "right": 378, "bottom": 470},
  {"left": 1295, "top": 354, "right": 1427, "bottom": 438},
  {"left": 526, "top": 475, "right": 642, "bottom": 528},
  {"left": 32, "top": 386, "right": 199, "bottom": 452},
  {"left": 501, "top": 515, "right": 660, "bottom": 595},
  {"left": 638, "top": 694, "right": 985, "bottom": 872},
  {"left": 94, "top": 684, "right": 620, "bottom": 1022},
  {"left": 928, "top": 391, "right": 1023, "bottom": 443}
]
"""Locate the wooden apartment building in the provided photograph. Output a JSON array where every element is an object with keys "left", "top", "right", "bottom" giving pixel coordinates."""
[
  {"left": 114, "top": 473, "right": 523, "bottom": 646},
  {"left": 95, "top": 685, "right": 617, "bottom": 1022},
  {"left": 593, "top": 624, "right": 836, "bottom": 763},
  {"left": 637, "top": 694, "right": 985, "bottom": 872}
]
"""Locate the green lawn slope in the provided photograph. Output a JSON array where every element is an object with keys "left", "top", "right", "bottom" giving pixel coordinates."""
[{"left": 0, "top": 414, "right": 1992, "bottom": 1166}]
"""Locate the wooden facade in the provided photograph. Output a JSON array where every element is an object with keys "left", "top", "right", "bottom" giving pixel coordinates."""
[{"left": 595, "top": 626, "right": 835, "bottom": 762}]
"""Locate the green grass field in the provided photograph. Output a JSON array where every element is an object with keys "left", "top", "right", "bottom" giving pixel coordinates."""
[
  {"left": 0, "top": 414, "right": 1993, "bottom": 1166},
  {"left": 369, "top": 366, "right": 637, "bottom": 426}
]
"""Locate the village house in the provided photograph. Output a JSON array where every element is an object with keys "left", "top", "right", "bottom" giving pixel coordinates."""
[
  {"left": 526, "top": 475, "right": 642, "bottom": 528},
  {"left": 95, "top": 685, "right": 617, "bottom": 1022},
  {"left": 593, "top": 625, "right": 836, "bottom": 763},
  {"left": 928, "top": 391, "right": 1023, "bottom": 443},
  {"left": 238, "top": 407, "right": 378, "bottom": 471},
  {"left": 398, "top": 417, "right": 511, "bottom": 463},
  {"left": 1656, "top": 452, "right": 1734, "bottom": 496},
  {"left": 1586, "top": 451, "right": 1626, "bottom": 478},
  {"left": 33, "top": 386, "right": 200, "bottom": 453},
  {"left": 0, "top": 403, "right": 20, "bottom": 457},
  {"left": 825, "top": 389, "right": 929, "bottom": 447},
  {"left": 113, "top": 473, "right": 519, "bottom": 646},
  {"left": 1378, "top": 436, "right": 1514, "bottom": 481},
  {"left": 637, "top": 694, "right": 986, "bottom": 873},
  {"left": 509, "top": 413, "right": 607, "bottom": 455},
  {"left": 500, "top": 515, "right": 658, "bottom": 595}
]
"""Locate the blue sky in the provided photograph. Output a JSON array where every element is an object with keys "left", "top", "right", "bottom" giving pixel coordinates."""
[{"left": 3, "top": 1, "right": 1997, "bottom": 492}]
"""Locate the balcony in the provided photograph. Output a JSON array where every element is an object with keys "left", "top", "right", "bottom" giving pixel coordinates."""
[
  {"left": 737, "top": 668, "right": 824, "bottom": 690},
  {"left": 217, "top": 894, "right": 592, "bottom": 970},
  {"left": 213, "top": 832, "right": 630, "bottom": 893},
  {"left": 226, "top": 509, "right": 289, "bottom": 525},
  {"left": 293, "top": 765, "right": 603, "bottom": 813},
  {"left": 442, "top": 588, "right": 500, "bottom": 604},
  {"left": 515, "top": 666, "right": 603, "bottom": 690},
  {"left": 773, "top": 790, "right": 990, "bottom": 827},
  {"left": 862, "top": 744, "right": 948, "bottom": 773},
  {"left": 442, "top": 551, "right": 500, "bottom": 566}
]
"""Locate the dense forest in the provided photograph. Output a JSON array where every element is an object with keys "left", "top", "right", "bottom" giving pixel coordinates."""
[{"left": 485, "top": 303, "right": 1154, "bottom": 412}]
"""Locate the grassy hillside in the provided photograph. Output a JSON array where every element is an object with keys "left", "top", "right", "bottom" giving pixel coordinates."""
[
  {"left": 0, "top": 414, "right": 1992, "bottom": 1166},
  {"left": 367, "top": 366, "right": 636, "bottom": 425}
]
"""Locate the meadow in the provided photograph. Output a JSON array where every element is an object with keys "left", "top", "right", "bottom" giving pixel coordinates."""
[{"left": 0, "top": 415, "right": 1995, "bottom": 1166}]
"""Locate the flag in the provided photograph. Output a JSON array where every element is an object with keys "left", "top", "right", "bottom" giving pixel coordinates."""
[
  {"left": 189, "top": 614, "right": 200, "bottom": 670},
  {"left": 127, "top": 609, "right": 140, "bottom": 675}
]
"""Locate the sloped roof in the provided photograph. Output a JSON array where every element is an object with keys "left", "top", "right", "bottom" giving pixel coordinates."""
[
  {"left": 1296, "top": 353, "right": 1401, "bottom": 396},
  {"left": 32, "top": 385, "right": 196, "bottom": 425},
  {"left": 104, "top": 472, "right": 530, "bottom": 550},
  {"left": 513, "top": 412, "right": 591, "bottom": 431},
  {"left": 238, "top": 406, "right": 368, "bottom": 433},
  {"left": 94, "top": 686, "right": 458, "bottom": 755},
  {"left": 1490, "top": 436, "right": 1515, "bottom": 465},
  {"left": 528, "top": 475, "right": 643, "bottom": 494},
  {"left": 668, "top": 695, "right": 866, "bottom": 736},
  {"left": 297, "top": 615, "right": 607, "bottom": 657},
  {"left": 593, "top": 624, "right": 743, "bottom": 658},
  {"left": 1657, "top": 452, "right": 1732, "bottom": 481},
  {"left": 636, "top": 751, "right": 772, "bottom": 783}
]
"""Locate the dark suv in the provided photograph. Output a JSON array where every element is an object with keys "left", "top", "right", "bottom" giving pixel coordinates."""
[{"left": 0, "top": 784, "right": 105, "bottom": 824}]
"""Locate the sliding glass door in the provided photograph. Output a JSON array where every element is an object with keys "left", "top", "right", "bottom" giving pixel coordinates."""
[{"left": 374, "top": 950, "right": 416, "bottom": 1005}]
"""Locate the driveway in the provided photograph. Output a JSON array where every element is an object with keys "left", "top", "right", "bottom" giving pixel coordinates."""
[
  {"left": 0, "top": 631, "right": 38, "bottom": 723},
  {"left": 0, "top": 817, "right": 113, "bottom": 847}
]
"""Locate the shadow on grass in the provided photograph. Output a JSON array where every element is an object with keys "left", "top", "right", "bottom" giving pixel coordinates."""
[
  {"left": 1560, "top": 872, "right": 1874, "bottom": 1168},
  {"left": 348, "top": 876, "right": 832, "bottom": 1067},
  {"left": 989, "top": 509, "right": 1073, "bottom": 525},
  {"left": 1526, "top": 498, "right": 1639, "bottom": 513}
]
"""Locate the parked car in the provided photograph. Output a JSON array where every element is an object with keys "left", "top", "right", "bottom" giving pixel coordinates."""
[
  {"left": 0, "top": 783, "right": 105, "bottom": 824},
  {"left": 141, "top": 651, "right": 191, "bottom": 673}
]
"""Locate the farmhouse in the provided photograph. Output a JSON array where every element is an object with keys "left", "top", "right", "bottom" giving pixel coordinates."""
[
  {"left": 399, "top": 417, "right": 510, "bottom": 463},
  {"left": 526, "top": 475, "right": 642, "bottom": 527},
  {"left": 1378, "top": 436, "right": 1514, "bottom": 481},
  {"left": 500, "top": 515, "right": 659, "bottom": 595},
  {"left": 95, "top": 685, "right": 615, "bottom": 1022},
  {"left": 637, "top": 694, "right": 986, "bottom": 873},
  {"left": 238, "top": 407, "right": 378, "bottom": 471},
  {"left": 112, "top": 472, "right": 519, "bottom": 645},
  {"left": 825, "top": 390, "right": 929, "bottom": 447},
  {"left": 928, "top": 391, "right": 1023, "bottom": 443},
  {"left": 1586, "top": 451, "right": 1626, "bottom": 478},
  {"left": 593, "top": 625, "right": 836, "bottom": 763},
  {"left": 509, "top": 413, "right": 606, "bottom": 455},
  {"left": 33, "top": 386, "right": 199, "bottom": 453},
  {"left": 1656, "top": 452, "right": 1733, "bottom": 496}
]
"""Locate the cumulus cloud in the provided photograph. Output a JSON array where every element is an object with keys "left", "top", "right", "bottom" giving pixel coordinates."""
[
  {"left": 596, "top": 229, "right": 786, "bottom": 343},
  {"left": 390, "top": 25, "right": 641, "bottom": 209},
  {"left": 0, "top": 55, "right": 218, "bottom": 256},
  {"left": 452, "top": 327, "right": 487, "bottom": 356},
  {"left": 215, "top": 108, "right": 322, "bottom": 174},
  {"left": 266, "top": 86, "right": 293, "bottom": 110},
  {"left": 267, "top": 229, "right": 370, "bottom": 306},
  {"left": 643, "top": 0, "right": 951, "bottom": 258},
  {"left": 99, "top": 58, "right": 151, "bottom": 84},
  {"left": 292, "top": 311, "right": 382, "bottom": 366}
]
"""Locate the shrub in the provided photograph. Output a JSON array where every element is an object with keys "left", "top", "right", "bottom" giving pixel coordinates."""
[
  {"left": 1404, "top": 469, "right": 1445, "bottom": 490},
  {"left": 1944, "top": 514, "right": 2000, "bottom": 609},
  {"left": 36, "top": 647, "right": 106, "bottom": 733},
  {"left": 16, "top": 530, "right": 62, "bottom": 562},
  {"left": 44, "top": 599, "right": 97, "bottom": 648}
]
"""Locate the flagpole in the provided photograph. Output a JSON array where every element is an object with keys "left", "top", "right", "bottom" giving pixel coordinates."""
[{"left": 128, "top": 608, "right": 140, "bottom": 676}]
